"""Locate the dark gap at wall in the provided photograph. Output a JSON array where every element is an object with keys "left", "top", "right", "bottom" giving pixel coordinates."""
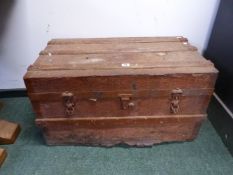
[
  {"left": 0, "top": 89, "right": 27, "bottom": 98},
  {"left": 204, "top": 0, "right": 233, "bottom": 113},
  {"left": 204, "top": 0, "right": 233, "bottom": 156},
  {"left": 207, "top": 97, "right": 233, "bottom": 156}
]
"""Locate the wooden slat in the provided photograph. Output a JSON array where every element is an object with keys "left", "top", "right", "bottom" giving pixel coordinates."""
[
  {"left": 28, "top": 88, "right": 213, "bottom": 102},
  {"left": 48, "top": 36, "right": 188, "bottom": 45},
  {"left": 31, "top": 95, "right": 211, "bottom": 118},
  {"left": 24, "top": 73, "right": 217, "bottom": 93},
  {"left": 36, "top": 114, "right": 206, "bottom": 146},
  {"left": 36, "top": 114, "right": 206, "bottom": 125},
  {"left": 40, "top": 42, "right": 197, "bottom": 55},
  {"left": 31, "top": 51, "right": 213, "bottom": 71},
  {"left": 25, "top": 67, "right": 218, "bottom": 79}
]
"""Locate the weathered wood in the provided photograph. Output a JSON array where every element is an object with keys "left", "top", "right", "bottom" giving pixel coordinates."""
[
  {"left": 40, "top": 42, "right": 197, "bottom": 55},
  {"left": 29, "top": 90, "right": 213, "bottom": 118},
  {"left": 24, "top": 37, "right": 218, "bottom": 146},
  {"left": 24, "top": 74, "right": 217, "bottom": 93},
  {"left": 36, "top": 115, "right": 206, "bottom": 146},
  {"left": 32, "top": 51, "right": 213, "bottom": 70},
  {"left": 28, "top": 88, "right": 213, "bottom": 101},
  {"left": 48, "top": 36, "right": 188, "bottom": 45},
  {"left": 0, "top": 148, "right": 7, "bottom": 167},
  {"left": 0, "top": 120, "right": 20, "bottom": 145}
]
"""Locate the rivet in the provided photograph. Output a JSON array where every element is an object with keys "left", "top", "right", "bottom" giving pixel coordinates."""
[
  {"left": 89, "top": 98, "right": 97, "bottom": 102},
  {"left": 121, "top": 63, "right": 130, "bottom": 67},
  {"left": 157, "top": 52, "right": 166, "bottom": 56}
]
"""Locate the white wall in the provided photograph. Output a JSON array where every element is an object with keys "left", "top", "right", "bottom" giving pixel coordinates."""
[{"left": 0, "top": 0, "right": 220, "bottom": 89}]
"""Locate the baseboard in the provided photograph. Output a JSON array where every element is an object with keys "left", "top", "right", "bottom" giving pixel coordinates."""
[
  {"left": 208, "top": 94, "right": 233, "bottom": 156},
  {"left": 0, "top": 88, "right": 27, "bottom": 98},
  {"left": 213, "top": 93, "right": 233, "bottom": 119}
]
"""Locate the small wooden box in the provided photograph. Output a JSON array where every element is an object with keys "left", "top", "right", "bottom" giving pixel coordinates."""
[{"left": 24, "top": 37, "right": 218, "bottom": 146}]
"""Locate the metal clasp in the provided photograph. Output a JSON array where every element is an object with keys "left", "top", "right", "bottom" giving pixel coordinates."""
[
  {"left": 119, "top": 94, "right": 135, "bottom": 110},
  {"left": 62, "top": 91, "right": 75, "bottom": 116},
  {"left": 170, "top": 88, "right": 183, "bottom": 114}
]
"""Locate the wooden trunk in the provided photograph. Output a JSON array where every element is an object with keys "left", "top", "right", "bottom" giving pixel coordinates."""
[{"left": 24, "top": 36, "right": 218, "bottom": 146}]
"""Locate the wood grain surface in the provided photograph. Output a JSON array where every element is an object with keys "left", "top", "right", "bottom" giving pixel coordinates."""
[
  {"left": 24, "top": 37, "right": 218, "bottom": 146},
  {"left": 40, "top": 42, "right": 197, "bottom": 55},
  {"left": 48, "top": 36, "right": 188, "bottom": 45},
  {"left": 0, "top": 120, "right": 20, "bottom": 145},
  {"left": 0, "top": 148, "right": 7, "bottom": 167},
  {"left": 36, "top": 114, "right": 206, "bottom": 146}
]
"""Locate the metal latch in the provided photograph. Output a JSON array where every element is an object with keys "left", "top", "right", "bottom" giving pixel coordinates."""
[
  {"left": 170, "top": 88, "right": 183, "bottom": 114},
  {"left": 62, "top": 91, "right": 75, "bottom": 116},
  {"left": 119, "top": 94, "right": 135, "bottom": 110}
]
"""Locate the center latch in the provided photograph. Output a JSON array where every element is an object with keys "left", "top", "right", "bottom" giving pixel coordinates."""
[{"left": 118, "top": 94, "right": 135, "bottom": 110}]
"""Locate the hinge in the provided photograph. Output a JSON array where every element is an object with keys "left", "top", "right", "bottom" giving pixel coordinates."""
[
  {"left": 62, "top": 91, "right": 76, "bottom": 116},
  {"left": 170, "top": 88, "right": 183, "bottom": 114}
]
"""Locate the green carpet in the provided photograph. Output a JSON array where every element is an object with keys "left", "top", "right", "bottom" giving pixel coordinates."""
[{"left": 0, "top": 97, "right": 232, "bottom": 175}]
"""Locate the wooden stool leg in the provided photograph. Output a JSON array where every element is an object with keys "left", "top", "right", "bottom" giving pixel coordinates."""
[
  {"left": 0, "top": 148, "right": 7, "bottom": 167},
  {"left": 0, "top": 120, "right": 21, "bottom": 145}
]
